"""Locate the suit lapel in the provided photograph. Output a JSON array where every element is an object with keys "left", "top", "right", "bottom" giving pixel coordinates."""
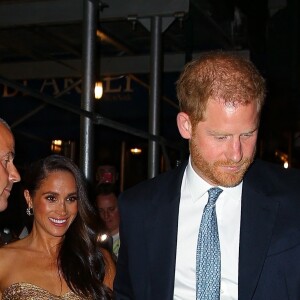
[
  {"left": 145, "top": 162, "right": 187, "bottom": 299},
  {"left": 238, "top": 181, "right": 279, "bottom": 300}
]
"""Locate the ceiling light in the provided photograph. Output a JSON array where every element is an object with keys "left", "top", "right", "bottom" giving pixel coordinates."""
[
  {"left": 94, "top": 81, "right": 103, "bottom": 99},
  {"left": 51, "top": 140, "right": 62, "bottom": 153},
  {"left": 130, "top": 147, "right": 142, "bottom": 155}
]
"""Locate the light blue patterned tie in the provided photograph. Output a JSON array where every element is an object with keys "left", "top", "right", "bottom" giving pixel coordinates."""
[{"left": 196, "top": 187, "right": 223, "bottom": 300}]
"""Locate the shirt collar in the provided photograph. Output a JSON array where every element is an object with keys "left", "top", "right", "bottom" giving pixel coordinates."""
[{"left": 186, "top": 156, "right": 243, "bottom": 202}]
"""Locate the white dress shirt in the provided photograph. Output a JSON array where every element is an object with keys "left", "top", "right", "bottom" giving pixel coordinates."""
[{"left": 174, "top": 158, "right": 242, "bottom": 300}]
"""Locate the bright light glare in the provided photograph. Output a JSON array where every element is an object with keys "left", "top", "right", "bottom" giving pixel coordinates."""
[
  {"left": 51, "top": 140, "right": 62, "bottom": 153},
  {"left": 99, "top": 234, "right": 108, "bottom": 242},
  {"left": 130, "top": 148, "right": 142, "bottom": 154},
  {"left": 94, "top": 81, "right": 103, "bottom": 99}
]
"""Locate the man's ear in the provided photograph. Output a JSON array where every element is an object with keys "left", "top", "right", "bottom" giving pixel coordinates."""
[
  {"left": 24, "top": 190, "right": 32, "bottom": 208},
  {"left": 177, "top": 112, "right": 192, "bottom": 139}
]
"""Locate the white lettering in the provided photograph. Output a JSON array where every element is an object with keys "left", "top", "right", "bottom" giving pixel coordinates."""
[
  {"left": 64, "top": 78, "right": 81, "bottom": 94},
  {"left": 124, "top": 75, "right": 133, "bottom": 92},
  {"left": 1, "top": 76, "right": 134, "bottom": 98},
  {"left": 40, "top": 79, "right": 60, "bottom": 95},
  {"left": 103, "top": 77, "right": 122, "bottom": 93}
]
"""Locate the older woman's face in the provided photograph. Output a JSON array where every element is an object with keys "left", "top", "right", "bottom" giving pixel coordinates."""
[{"left": 25, "top": 170, "right": 78, "bottom": 238}]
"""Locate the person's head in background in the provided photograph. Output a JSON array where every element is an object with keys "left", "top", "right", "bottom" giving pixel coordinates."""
[
  {"left": 0, "top": 118, "right": 21, "bottom": 212},
  {"left": 95, "top": 183, "right": 120, "bottom": 236},
  {"left": 176, "top": 51, "right": 266, "bottom": 187}
]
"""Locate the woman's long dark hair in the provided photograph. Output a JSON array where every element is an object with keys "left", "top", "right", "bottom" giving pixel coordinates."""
[{"left": 23, "top": 155, "right": 112, "bottom": 299}]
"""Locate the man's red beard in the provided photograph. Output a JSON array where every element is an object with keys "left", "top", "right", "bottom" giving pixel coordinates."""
[{"left": 190, "top": 140, "right": 255, "bottom": 187}]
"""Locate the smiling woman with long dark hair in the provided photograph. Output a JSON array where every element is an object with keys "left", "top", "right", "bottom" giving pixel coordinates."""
[{"left": 0, "top": 155, "right": 114, "bottom": 299}]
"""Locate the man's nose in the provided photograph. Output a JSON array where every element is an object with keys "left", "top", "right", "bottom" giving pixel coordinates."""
[
  {"left": 103, "top": 211, "right": 110, "bottom": 220},
  {"left": 225, "top": 138, "right": 243, "bottom": 163},
  {"left": 9, "top": 163, "right": 21, "bottom": 183}
]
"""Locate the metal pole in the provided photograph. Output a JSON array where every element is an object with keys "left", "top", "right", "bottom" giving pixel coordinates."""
[
  {"left": 148, "top": 16, "right": 162, "bottom": 178},
  {"left": 120, "top": 141, "right": 126, "bottom": 192},
  {"left": 81, "top": 0, "right": 98, "bottom": 182}
]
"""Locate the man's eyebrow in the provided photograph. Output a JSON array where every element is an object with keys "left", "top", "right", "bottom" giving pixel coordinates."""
[
  {"left": 0, "top": 151, "right": 15, "bottom": 160},
  {"left": 207, "top": 130, "right": 229, "bottom": 135},
  {"left": 207, "top": 128, "right": 258, "bottom": 135},
  {"left": 240, "top": 128, "right": 258, "bottom": 135}
]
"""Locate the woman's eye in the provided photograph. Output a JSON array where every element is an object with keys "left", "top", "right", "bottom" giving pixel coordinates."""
[
  {"left": 46, "top": 195, "right": 56, "bottom": 202},
  {"left": 67, "top": 196, "right": 78, "bottom": 202}
]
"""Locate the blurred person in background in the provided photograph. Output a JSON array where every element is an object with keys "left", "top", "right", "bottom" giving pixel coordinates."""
[{"left": 96, "top": 183, "right": 120, "bottom": 259}]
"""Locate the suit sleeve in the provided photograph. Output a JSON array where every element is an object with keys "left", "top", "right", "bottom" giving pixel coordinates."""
[{"left": 113, "top": 195, "right": 134, "bottom": 299}]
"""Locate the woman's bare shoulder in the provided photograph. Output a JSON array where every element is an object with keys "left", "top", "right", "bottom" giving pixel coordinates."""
[
  {"left": 0, "top": 239, "right": 30, "bottom": 265},
  {"left": 0, "top": 239, "right": 22, "bottom": 259},
  {"left": 0, "top": 240, "right": 24, "bottom": 283}
]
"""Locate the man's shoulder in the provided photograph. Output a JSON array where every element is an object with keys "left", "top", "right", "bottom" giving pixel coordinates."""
[
  {"left": 245, "top": 159, "right": 300, "bottom": 190},
  {"left": 248, "top": 159, "right": 300, "bottom": 176}
]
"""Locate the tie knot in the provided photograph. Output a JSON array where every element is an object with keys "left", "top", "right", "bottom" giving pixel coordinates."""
[{"left": 207, "top": 187, "right": 223, "bottom": 206}]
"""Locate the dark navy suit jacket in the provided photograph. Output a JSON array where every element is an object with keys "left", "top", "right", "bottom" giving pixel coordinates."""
[{"left": 114, "top": 159, "right": 300, "bottom": 299}]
